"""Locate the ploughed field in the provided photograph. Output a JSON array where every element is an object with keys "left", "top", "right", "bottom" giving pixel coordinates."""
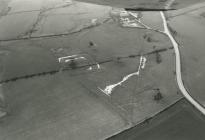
[{"left": 109, "top": 99, "right": 205, "bottom": 140}]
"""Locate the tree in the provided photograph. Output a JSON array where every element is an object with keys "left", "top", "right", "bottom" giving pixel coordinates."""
[
  {"left": 154, "top": 89, "right": 163, "bottom": 101},
  {"left": 69, "top": 60, "right": 77, "bottom": 69}
]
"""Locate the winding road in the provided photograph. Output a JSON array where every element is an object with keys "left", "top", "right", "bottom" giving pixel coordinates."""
[
  {"left": 160, "top": 11, "right": 205, "bottom": 115},
  {"left": 100, "top": 9, "right": 205, "bottom": 116}
]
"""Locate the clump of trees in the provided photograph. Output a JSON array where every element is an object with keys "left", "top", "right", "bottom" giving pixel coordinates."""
[
  {"left": 168, "top": 25, "right": 178, "bottom": 36},
  {"left": 153, "top": 46, "right": 162, "bottom": 64},
  {"left": 156, "top": 52, "right": 162, "bottom": 64},
  {"left": 200, "top": 12, "right": 205, "bottom": 18},
  {"left": 89, "top": 41, "right": 94, "bottom": 46},
  {"left": 154, "top": 89, "right": 163, "bottom": 101},
  {"left": 69, "top": 60, "right": 77, "bottom": 69}
]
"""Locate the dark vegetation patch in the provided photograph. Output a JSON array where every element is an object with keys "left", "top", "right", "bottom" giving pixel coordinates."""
[
  {"left": 200, "top": 12, "right": 205, "bottom": 18},
  {"left": 154, "top": 90, "right": 163, "bottom": 101}
]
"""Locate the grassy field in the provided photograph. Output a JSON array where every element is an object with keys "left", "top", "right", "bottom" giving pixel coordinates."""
[{"left": 0, "top": 72, "right": 127, "bottom": 140}]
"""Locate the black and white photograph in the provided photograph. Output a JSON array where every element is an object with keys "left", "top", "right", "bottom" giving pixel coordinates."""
[{"left": 0, "top": 0, "right": 205, "bottom": 139}]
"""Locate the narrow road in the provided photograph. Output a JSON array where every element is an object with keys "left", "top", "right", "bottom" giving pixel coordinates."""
[{"left": 160, "top": 11, "right": 205, "bottom": 115}]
